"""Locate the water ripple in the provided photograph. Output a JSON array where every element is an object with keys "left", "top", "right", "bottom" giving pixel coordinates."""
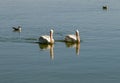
[{"left": 0, "top": 37, "right": 37, "bottom": 43}]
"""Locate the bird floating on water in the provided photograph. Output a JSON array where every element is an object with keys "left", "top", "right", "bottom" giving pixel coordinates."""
[
  {"left": 102, "top": 5, "right": 108, "bottom": 10},
  {"left": 39, "top": 29, "right": 54, "bottom": 44},
  {"left": 65, "top": 30, "right": 80, "bottom": 43},
  {"left": 12, "top": 26, "right": 22, "bottom": 32}
]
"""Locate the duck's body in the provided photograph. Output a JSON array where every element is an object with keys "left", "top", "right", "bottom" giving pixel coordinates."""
[
  {"left": 39, "top": 29, "right": 54, "bottom": 44},
  {"left": 65, "top": 30, "right": 80, "bottom": 43},
  {"left": 102, "top": 6, "right": 108, "bottom": 10},
  {"left": 13, "top": 26, "right": 21, "bottom": 32}
]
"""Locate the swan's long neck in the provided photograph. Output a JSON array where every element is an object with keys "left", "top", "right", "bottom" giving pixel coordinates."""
[
  {"left": 50, "top": 30, "right": 54, "bottom": 44},
  {"left": 76, "top": 30, "right": 80, "bottom": 43}
]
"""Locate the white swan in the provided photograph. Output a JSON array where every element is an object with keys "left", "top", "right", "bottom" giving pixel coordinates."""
[
  {"left": 39, "top": 29, "right": 54, "bottom": 44},
  {"left": 65, "top": 30, "right": 80, "bottom": 43}
]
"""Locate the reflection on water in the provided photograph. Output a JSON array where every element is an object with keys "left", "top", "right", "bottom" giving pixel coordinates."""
[
  {"left": 13, "top": 29, "right": 21, "bottom": 39},
  {"left": 38, "top": 44, "right": 54, "bottom": 60},
  {"left": 38, "top": 42, "right": 80, "bottom": 60},
  {"left": 13, "top": 29, "right": 21, "bottom": 33},
  {"left": 65, "top": 42, "right": 80, "bottom": 55}
]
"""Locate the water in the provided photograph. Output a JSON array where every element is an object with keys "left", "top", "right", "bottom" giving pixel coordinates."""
[{"left": 0, "top": 0, "right": 120, "bottom": 83}]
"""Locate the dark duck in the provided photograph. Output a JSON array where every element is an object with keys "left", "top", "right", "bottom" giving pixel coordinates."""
[
  {"left": 102, "top": 5, "right": 108, "bottom": 10},
  {"left": 12, "top": 26, "right": 22, "bottom": 32}
]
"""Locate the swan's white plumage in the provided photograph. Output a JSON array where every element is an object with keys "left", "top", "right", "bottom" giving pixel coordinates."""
[
  {"left": 39, "top": 29, "right": 54, "bottom": 44},
  {"left": 65, "top": 35, "right": 77, "bottom": 42},
  {"left": 65, "top": 30, "right": 80, "bottom": 43}
]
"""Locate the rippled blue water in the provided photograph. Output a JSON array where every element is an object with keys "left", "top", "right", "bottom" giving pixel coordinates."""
[{"left": 0, "top": 0, "right": 120, "bottom": 83}]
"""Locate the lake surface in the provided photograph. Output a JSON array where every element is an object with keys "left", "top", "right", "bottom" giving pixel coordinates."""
[{"left": 0, "top": 0, "right": 120, "bottom": 83}]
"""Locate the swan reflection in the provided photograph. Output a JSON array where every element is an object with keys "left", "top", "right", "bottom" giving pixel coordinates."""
[
  {"left": 65, "top": 42, "right": 80, "bottom": 55},
  {"left": 38, "top": 44, "right": 54, "bottom": 60}
]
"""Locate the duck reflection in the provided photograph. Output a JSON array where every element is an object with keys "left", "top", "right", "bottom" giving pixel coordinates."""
[
  {"left": 38, "top": 44, "right": 54, "bottom": 60},
  {"left": 65, "top": 42, "right": 80, "bottom": 55},
  {"left": 13, "top": 31, "right": 21, "bottom": 37},
  {"left": 12, "top": 26, "right": 22, "bottom": 38}
]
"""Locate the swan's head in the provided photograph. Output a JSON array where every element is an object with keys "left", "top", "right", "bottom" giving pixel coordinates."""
[
  {"left": 75, "top": 30, "right": 79, "bottom": 35},
  {"left": 50, "top": 29, "right": 54, "bottom": 34}
]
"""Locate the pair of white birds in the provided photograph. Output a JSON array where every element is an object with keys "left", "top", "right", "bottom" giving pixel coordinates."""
[{"left": 39, "top": 29, "right": 80, "bottom": 44}]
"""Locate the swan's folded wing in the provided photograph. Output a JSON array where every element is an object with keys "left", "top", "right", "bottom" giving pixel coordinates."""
[
  {"left": 65, "top": 35, "right": 76, "bottom": 42},
  {"left": 39, "top": 35, "right": 50, "bottom": 44}
]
